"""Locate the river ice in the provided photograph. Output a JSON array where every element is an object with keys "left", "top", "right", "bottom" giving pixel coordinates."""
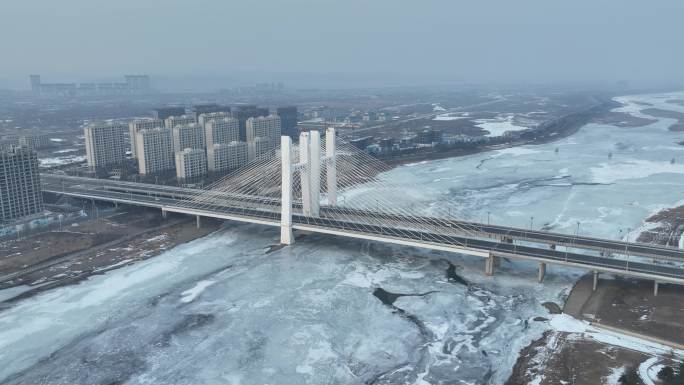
[{"left": 2, "top": 92, "right": 684, "bottom": 384}]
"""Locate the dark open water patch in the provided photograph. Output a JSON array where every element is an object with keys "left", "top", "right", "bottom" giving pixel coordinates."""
[
  {"left": 446, "top": 262, "right": 469, "bottom": 285},
  {"left": 154, "top": 313, "right": 216, "bottom": 347},
  {"left": 370, "top": 287, "right": 439, "bottom": 385},
  {"left": 372, "top": 288, "right": 438, "bottom": 307}
]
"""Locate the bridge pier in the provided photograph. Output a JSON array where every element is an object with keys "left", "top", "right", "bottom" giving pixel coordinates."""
[
  {"left": 161, "top": 209, "right": 167, "bottom": 219},
  {"left": 280, "top": 136, "right": 294, "bottom": 245},
  {"left": 196, "top": 215, "right": 201, "bottom": 229},
  {"left": 538, "top": 263, "right": 547, "bottom": 283},
  {"left": 485, "top": 254, "right": 498, "bottom": 276},
  {"left": 593, "top": 271, "right": 599, "bottom": 291},
  {"left": 654, "top": 281, "right": 659, "bottom": 296}
]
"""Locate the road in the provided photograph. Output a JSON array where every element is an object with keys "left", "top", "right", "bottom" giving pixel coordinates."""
[{"left": 41, "top": 174, "right": 684, "bottom": 284}]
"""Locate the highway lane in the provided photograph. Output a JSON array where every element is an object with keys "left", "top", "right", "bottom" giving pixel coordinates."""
[
  {"left": 44, "top": 174, "right": 684, "bottom": 261},
  {"left": 43, "top": 177, "right": 684, "bottom": 262},
  {"left": 296, "top": 215, "right": 684, "bottom": 282},
  {"left": 319, "top": 207, "right": 684, "bottom": 260}
]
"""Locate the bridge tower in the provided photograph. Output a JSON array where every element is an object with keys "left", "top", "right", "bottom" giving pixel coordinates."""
[
  {"left": 281, "top": 128, "right": 337, "bottom": 245},
  {"left": 299, "top": 132, "right": 312, "bottom": 216},
  {"left": 325, "top": 127, "right": 337, "bottom": 206},
  {"left": 280, "top": 135, "right": 294, "bottom": 245},
  {"left": 309, "top": 130, "right": 321, "bottom": 217}
]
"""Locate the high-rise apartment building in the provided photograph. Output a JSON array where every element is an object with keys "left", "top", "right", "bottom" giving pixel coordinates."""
[
  {"left": 124, "top": 75, "right": 151, "bottom": 93},
  {"left": 172, "top": 123, "right": 205, "bottom": 153},
  {"left": 246, "top": 115, "right": 281, "bottom": 145},
  {"left": 84, "top": 123, "right": 127, "bottom": 170},
  {"left": 175, "top": 148, "right": 207, "bottom": 181},
  {"left": 276, "top": 106, "right": 298, "bottom": 138},
  {"left": 198, "top": 112, "right": 231, "bottom": 129},
  {"left": 18, "top": 134, "right": 50, "bottom": 150},
  {"left": 135, "top": 128, "right": 174, "bottom": 175},
  {"left": 204, "top": 117, "right": 240, "bottom": 149},
  {"left": 152, "top": 106, "right": 186, "bottom": 121},
  {"left": 234, "top": 105, "right": 269, "bottom": 141},
  {"left": 0, "top": 147, "right": 43, "bottom": 221},
  {"left": 192, "top": 104, "right": 232, "bottom": 119},
  {"left": 207, "top": 142, "right": 248, "bottom": 173},
  {"left": 248, "top": 136, "right": 273, "bottom": 160},
  {"left": 165, "top": 115, "right": 195, "bottom": 129},
  {"left": 129, "top": 119, "right": 164, "bottom": 159}
]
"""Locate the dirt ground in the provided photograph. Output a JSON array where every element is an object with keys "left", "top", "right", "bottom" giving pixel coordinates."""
[
  {"left": 508, "top": 272, "right": 684, "bottom": 384},
  {"left": 0, "top": 207, "right": 221, "bottom": 301},
  {"left": 507, "top": 331, "right": 649, "bottom": 385},
  {"left": 565, "top": 273, "right": 684, "bottom": 346},
  {"left": 0, "top": 210, "right": 164, "bottom": 276},
  {"left": 637, "top": 205, "right": 684, "bottom": 247}
]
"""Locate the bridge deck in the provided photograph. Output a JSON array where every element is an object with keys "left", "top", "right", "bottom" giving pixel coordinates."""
[{"left": 42, "top": 174, "right": 684, "bottom": 285}]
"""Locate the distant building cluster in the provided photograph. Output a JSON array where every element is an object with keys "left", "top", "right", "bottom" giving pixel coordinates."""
[
  {"left": 1, "top": 134, "right": 56, "bottom": 154},
  {"left": 30, "top": 75, "right": 151, "bottom": 97},
  {"left": 350, "top": 128, "right": 492, "bottom": 157},
  {"left": 84, "top": 104, "right": 298, "bottom": 184}
]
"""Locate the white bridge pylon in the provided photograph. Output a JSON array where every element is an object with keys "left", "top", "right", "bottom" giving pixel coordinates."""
[{"left": 281, "top": 127, "right": 337, "bottom": 245}]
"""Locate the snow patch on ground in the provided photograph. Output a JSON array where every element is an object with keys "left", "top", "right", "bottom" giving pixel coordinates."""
[
  {"left": 550, "top": 314, "right": 684, "bottom": 357},
  {"left": 605, "top": 366, "right": 625, "bottom": 385},
  {"left": 638, "top": 357, "right": 659, "bottom": 385},
  {"left": 474, "top": 115, "right": 530, "bottom": 137},
  {"left": 53, "top": 148, "right": 78, "bottom": 154},
  {"left": 433, "top": 113, "right": 467, "bottom": 121},
  {"left": 180, "top": 280, "right": 216, "bottom": 303},
  {"left": 492, "top": 147, "right": 543, "bottom": 157},
  {"left": 590, "top": 159, "right": 684, "bottom": 184},
  {"left": 39, "top": 155, "right": 86, "bottom": 167}
]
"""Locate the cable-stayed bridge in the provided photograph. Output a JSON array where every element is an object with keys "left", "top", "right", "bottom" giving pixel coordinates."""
[{"left": 42, "top": 129, "right": 684, "bottom": 291}]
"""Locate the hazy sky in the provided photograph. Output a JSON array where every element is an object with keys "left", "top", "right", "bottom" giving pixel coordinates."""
[{"left": 1, "top": 0, "right": 683, "bottom": 89}]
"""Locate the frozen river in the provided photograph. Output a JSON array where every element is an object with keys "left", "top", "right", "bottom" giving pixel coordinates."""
[{"left": 2, "top": 92, "right": 684, "bottom": 384}]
